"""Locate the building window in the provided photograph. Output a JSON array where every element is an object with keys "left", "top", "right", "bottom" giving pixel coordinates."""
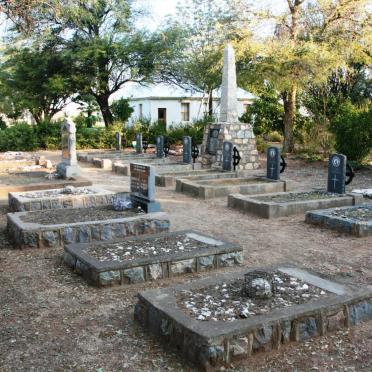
[
  {"left": 158, "top": 108, "right": 167, "bottom": 128},
  {"left": 181, "top": 102, "right": 190, "bottom": 121},
  {"left": 139, "top": 104, "right": 143, "bottom": 120},
  {"left": 243, "top": 103, "right": 249, "bottom": 112}
]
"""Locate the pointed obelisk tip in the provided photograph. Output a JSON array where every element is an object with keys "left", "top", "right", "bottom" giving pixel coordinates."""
[{"left": 220, "top": 43, "right": 238, "bottom": 123}]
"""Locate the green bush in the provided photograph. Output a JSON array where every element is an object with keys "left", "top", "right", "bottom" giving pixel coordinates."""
[
  {"left": 267, "top": 131, "right": 283, "bottom": 143},
  {"left": 330, "top": 102, "right": 372, "bottom": 162},
  {"left": 0, "top": 123, "right": 39, "bottom": 151},
  {"left": 33, "top": 120, "right": 61, "bottom": 149},
  {"left": 255, "top": 136, "right": 268, "bottom": 153}
]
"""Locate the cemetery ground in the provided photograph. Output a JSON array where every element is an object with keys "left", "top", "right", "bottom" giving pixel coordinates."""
[{"left": 0, "top": 151, "right": 371, "bottom": 371}]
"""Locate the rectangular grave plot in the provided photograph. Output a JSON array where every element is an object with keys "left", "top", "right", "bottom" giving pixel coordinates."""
[
  {"left": 306, "top": 205, "right": 372, "bottom": 237},
  {"left": 135, "top": 266, "right": 372, "bottom": 371},
  {"left": 8, "top": 187, "right": 116, "bottom": 212},
  {"left": 7, "top": 208, "right": 170, "bottom": 249},
  {"left": 64, "top": 230, "right": 242, "bottom": 287},
  {"left": 176, "top": 177, "right": 291, "bottom": 199},
  {"left": 228, "top": 191, "right": 363, "bottom": 219}
]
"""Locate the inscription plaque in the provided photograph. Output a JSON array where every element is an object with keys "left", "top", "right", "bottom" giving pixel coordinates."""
[{"left": 208, "top": 129, "right": 220, "bottom": 155}]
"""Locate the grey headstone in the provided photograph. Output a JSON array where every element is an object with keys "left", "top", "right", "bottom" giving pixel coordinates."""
[
  {"left": 222, "top": 141, "right": 233, "bottom": 171},
  {"left": 135, "top": 133, "right": 142, "bottom": 154},
  {"left": 327, "top": 153, "right": 346, "bottom": 194},
  {"left": 156, "top": 136, "right": 164, "bottom": 158},
  {"left": 266, "top": 147, "right": 280, "bottom": 180},
  {"left": 56, "top": 118, "right": 80, "bottom": 179},
  {"left": 183, "top": 136, "right": 192, "bottom": 163},
  {"left": 115, "top": 132, "right": 122, "bottom": 151},
  {"left": 208, "top": 128, "right": 220, "bottom": 155}
]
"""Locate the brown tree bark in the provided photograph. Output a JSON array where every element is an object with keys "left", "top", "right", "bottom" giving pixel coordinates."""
[
  {"left": 282, "top": 85, "right": 297, "bottom": 153},
  {"left": 208, "top": 89, "right": 213, "bottom": 117},
  {"left": 96, "top": 94, "right": 114, "bottom": 127}
]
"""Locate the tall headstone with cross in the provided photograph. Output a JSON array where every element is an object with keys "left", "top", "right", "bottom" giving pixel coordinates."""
[
  {"left": 266, "top": 147, "right": 281, "bottom": 180},
  {"left": 135, "top": 133, "right": 142, "bottom": 154},
  {"left": 56, "top": 118, "right": 80, "bottom": 179},
  {"left": 327, "top": 154, "right": 346, "bottom": 194},
  {"left": 156, "top": 135, "right": 164, "bottom": 158},
  {"left": 222, "top": 141, "right": 233, "bottom": 171},
  {"left": 130, "top": 163, "right": 160, "bottom": 212},
  {"left": 115, "top": 132, "right": 122, "bottom": 151},
  {"left": 201, "top": 44, "right": 259, "bottom": 170},
  {"left": 183, "top": 136, "right": 192, "bottom": 164}
]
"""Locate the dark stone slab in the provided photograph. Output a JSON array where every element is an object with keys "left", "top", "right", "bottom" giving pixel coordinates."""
[
  {"left": 156, "top": 136, "right": 164, "bottom": 158},
  {"left": 135, "top": 265, "right": 372, "bottom": 370},
  {"left": 135, "top": 133, "right": 143, "bottom": 154},
  {"left": 266, "top": 147, "right": 280, "bottom": 181},
  {"left": 208, "top": 128, "right": 220, "bottom": 155},
  {"left": 327, "top": 154, "right": 346, "bottom": 194},
  {"left": 115, "top": 132, "right": 122, "bottom": 151},
  {"left": 183, "top": 136, "right": 192, "bottom": 164},
  {"left": 222, "top": 141, "right": 233, "bottom": 171}
]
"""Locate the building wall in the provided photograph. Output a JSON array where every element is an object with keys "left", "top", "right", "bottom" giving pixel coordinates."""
[{"left": 129, "top": 98, "right": 252, "bottom": 128}]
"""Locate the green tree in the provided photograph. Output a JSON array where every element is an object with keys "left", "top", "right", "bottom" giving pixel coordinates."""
[
  {"left": 34, "top": 0, "right": 171, "bottom": 127},
  {"left": 165, "top": 0, "right": 250, "bottom": 116},
  {"left": 238, "top": 0, "right": 371, "bottom": 153},
  {"left": 110, "top": 98, "right": 133, "bottom": 123},
  {"left": 0, "top": 44, "right": 74, "bottom": 124}
]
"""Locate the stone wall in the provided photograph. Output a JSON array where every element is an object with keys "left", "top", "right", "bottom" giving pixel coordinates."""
[{"left": 201, "top": 122, "right": 260, "bottom": 170}]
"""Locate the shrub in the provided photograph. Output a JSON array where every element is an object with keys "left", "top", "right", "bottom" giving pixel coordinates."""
[
  {"left": 267, "top": 131, "right": 283, "bottom": 143},
  {"left": 33, "top": 120, "right": 61, "bottom": 149},
  {"left": 0, "top": 123, "right": 39, "bottom": 151},
  {"left": 330, "top": 102, "right": 372, "bottom": 162},
  {"left": 255, "top": 136, "right": 268, "bottom": 153}
]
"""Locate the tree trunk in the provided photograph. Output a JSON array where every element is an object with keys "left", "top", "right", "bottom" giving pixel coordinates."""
[
  {"left": 208, "top": 89, "right": 213, "bottom": 117},
  {"left": 282, "top": 85, "right": 297, "bottom": 153},
  {"left": 96, "top": 94, "right": 114, "bottom": 127}
]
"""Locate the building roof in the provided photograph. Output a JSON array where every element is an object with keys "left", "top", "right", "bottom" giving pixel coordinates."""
[{"left": 122, "top": 83, "right": 255, "bottom": 101}]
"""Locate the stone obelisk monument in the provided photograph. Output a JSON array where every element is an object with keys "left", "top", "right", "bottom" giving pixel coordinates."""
[{"left": 201, "top": 44, "right": 259, "bottom": 170}]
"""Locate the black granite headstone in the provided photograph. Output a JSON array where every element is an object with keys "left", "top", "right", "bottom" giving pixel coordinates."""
[
  {"left": 266, "top": 147, "right": 281, "bottom": 180},
  {"left": 156, "top": 135, "right": 164, "bottom": 158},
  {"left": 135, "top": 133, "right": 142, "bottom": 154},
  {"left": 115, "top": 132, "right": 122, "bottom": 151},
  {"left": 222, "top": 141, "right": 233, "bottom": 171},
  {"left": 208, "top": 128, "right": 220, "bottom": 155},
  {"left": 183, "top": 136, "right": 192, "bottom": 163},
  {"left": 327, "top": 153, "right": 346, "bottom": 194}
]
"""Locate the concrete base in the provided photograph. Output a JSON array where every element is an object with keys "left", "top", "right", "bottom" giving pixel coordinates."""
[
  {"left": 131, "top": 195, "right": 161, "bottom": 213},
  {"left": 56, "top": 162, "right": 80, "bottom": 178},
  {"left": 228, "top": 191, "right": 363, "bottom": 219}
]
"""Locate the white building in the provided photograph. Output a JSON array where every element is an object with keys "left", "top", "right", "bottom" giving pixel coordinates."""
[{"left": 125, "top": 84, "right": 255, "bottom": 129}]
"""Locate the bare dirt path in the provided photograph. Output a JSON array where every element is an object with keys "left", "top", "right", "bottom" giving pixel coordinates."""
[{"left": 0, "top": 151, "right": 371, "bottom": 371}]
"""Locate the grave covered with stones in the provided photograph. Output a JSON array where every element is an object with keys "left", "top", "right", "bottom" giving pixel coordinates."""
[
  {"left": 8, "top": 186, "right": 116, "bottom": 212},
  {"left": 64, "top": 230, "right": 242, "bottom": 286},
  {"left": 306, "top": 204, "right": 372, "bottom": 237},
  {"left": 135, "top": 265, "right": 372, "bottom": 370},
  {"left": 229, "top": 153, "right": 360, "bottom": 218}
]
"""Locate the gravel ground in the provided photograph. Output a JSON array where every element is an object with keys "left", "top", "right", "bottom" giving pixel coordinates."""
[{"left": 0, "top": 151, "right": 371, "bottom": 371}]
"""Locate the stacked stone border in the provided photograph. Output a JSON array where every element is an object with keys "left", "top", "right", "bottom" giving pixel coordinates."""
[
  {"left": 64, "top": 230, "right": 243, "bottom": 287},
  {"left": 7, "top": 210, "right": 170, "bottom": 249},
  {"left": 176, "top": 177, "right": 293, "bottom": 199},
  {"left": 228, "top": 191, "right": 363, "bottom": 219},
  {"left": 8, "top": 186, "right": 116, "bottom": 212},
  {"left": 135, "top": 265, "right": 372, "bottom": 371},
  {"left": 305, "top": 205, "right": 372, "bottom": 237},
  {"left": 0, "top": 172, "right": 92, "bottom": 198}
]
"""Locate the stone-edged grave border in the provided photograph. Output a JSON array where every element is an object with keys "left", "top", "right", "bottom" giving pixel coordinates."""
[
  {"left": 156, "top": 170, "right": 237, "bottom": 187},
  {"left": 7, "top": 210, "right": 170, "bottom": 249},
  {"left": 64, "top": 230, "right": 243, "bottom": 287},
  {"left": 135, "top": 265, "right": 372, "bottom": 371},
  {"left": 0, "top": 172, "right": 92, "bottom": 199},
  {"left": 113, "top": 161, "right": 193, "bottom": 177},
  {"left": 305, "top": 204, "right": 372, "bottom": 237},
  {"left": 8, "top": 186, "right": 116, "bottom": 212},
  {"left": 176, "top": 176, "right": 294, "bottom": 199},
  {"left": 228, "top": 191, "right": 363, "bottom": 219}
]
